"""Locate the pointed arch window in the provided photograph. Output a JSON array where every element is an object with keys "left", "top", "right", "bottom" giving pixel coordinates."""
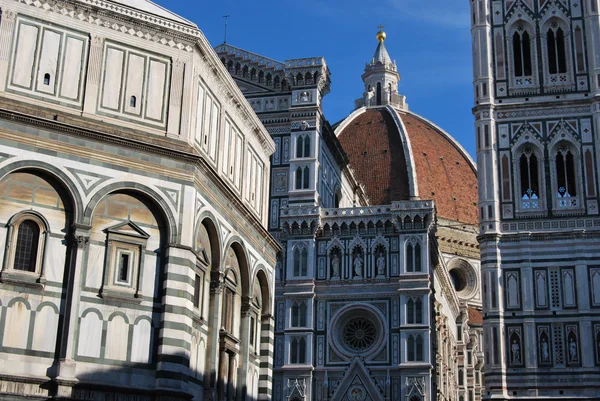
[
  {"left": 296, "top": 135, "right": 311, "bottom": 158},
  {"left": 292, "top": 245, "right": 308, "bottom": 277},
  {"left": 295, "top": 166, "right": 310, "bottom": 190},
  {"left": 407, "top": 334, "right": 424, "bottom": 362},
  {"left": 547, "top": 25, "right": 567, "bottom": 74},
  {"left": 406, "top": 241, "right": 422, "bottom": 273},
  {"left": 407, "top": 297, "right": 423, "bottom": 324},
  {"left": 555, "top": 145, "right": 579, "bottom": 208},
  {"left": 513, "top": 29, "right": 532, "bottom": 77},
  {"left": 519, "top": 148, "right": 540, "bottom": 209},
  {"left": 290, "top": 337, "right": 306, "bottom": 364},
  {"left": 291, "top": 301, "right": 307, "bottom": 327}
]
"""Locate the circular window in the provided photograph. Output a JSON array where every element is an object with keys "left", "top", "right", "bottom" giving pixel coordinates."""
[
  {"left": 450, "top": 269, "right": 467, "bottom": 292},
  {"left": 329, "top": 304, "right": 386, "bottom": 359},
  {"left": 343, "top": 317, "right": 377, "bottom": 352},
  {"left": 448, "top": 259, "right": 478, "bottom": 299}
]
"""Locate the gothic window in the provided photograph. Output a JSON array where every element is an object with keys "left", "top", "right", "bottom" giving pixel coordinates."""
[
  {"left": 295, "top": 166, "right": 310, "bottom": 190},
  {"left": 292, "top": 244, "right": 308, "bottom": 277},
  {"left": 407, "top": 297, "right": 423, "bottom": 324},
  {"left": 458, "top": 369, "right": 464, "bottom": 386},
  {"left": 407, "top": 334, "right": 424, "bottom": 362},
  {"left": 291, "top": 301, "right": 307, "bottom": 327},
  {"left": 406, "top": 240, "right": 422, "bottom": 273},
  {"left": 575, "top": 26, "right": 586, "bottom": 73},
  {"left": 512, "top": 29, "right": 532, "bottom": 77},
  {"left": 243, "top": 65, "right": 249, "bottom": 78},
  {"left": 296, "top": 135, "right": 311, "bottom": 158},
  {"left": 553, "top": 145, "right": 579, "bottom": 209},
  {"left": 290, "top": 337, "right": 306, "bottom": 364},
  {"left": 266, "top": 73, "right": 272, "bottom": 86},
  {"left": 376, "top": 82, "right": 382, "bottom": 105},
  {"left": 501, "top": 155, "right": 511, "bottom": 201},
  {"left": 235, "top": 63, "right": 241, "bottom": 75},
  {"left": 546, "top": 25, "right": 567, "bottom": 75},
  {"left": 274, "top": 75, "right": 281, "bottom": 88},
  {"left": 518, "top": 147, "right": 541, "bottom": 210},
  {"left": 258, "top": 71, "right": 265, "bottom": 83}
]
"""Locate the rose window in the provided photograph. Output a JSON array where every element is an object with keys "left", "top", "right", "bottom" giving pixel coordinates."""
[{"left": 342, "top": 317, "right": 377, "bottom": 351}]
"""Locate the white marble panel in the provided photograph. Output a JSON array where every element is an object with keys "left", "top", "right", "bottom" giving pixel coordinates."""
[
  {"left": 36, "top": 29, "right": 61, "bottom": 94},
  {"left": 101, "top": 47, "right": 125, "bottom": 110},
  {"left": 130, "top": 318, "right": 152, "bottom": 363},
  {"left": 32, "top": 304, "right": 59, "bottom": 352},
  {"left": 3, "top": 300, "right": 31, "bottom": 348},
  {"left": 146, "top": 60, "right": 167, "bottom": 120},
  {"left": 124, "top": 53, "right": 145, "bottom": 115},
  {"left": 12, "top": 23, "right": 39, "bottom": 89},
  {"left": 59, "top": 36, "right": 84, "bottom": 100},
  {"left": 77, "top": 311, "right": 102, "bottom": 358},
  {"left": 105, "top": 314, "right": 129, "bottom": 361}
]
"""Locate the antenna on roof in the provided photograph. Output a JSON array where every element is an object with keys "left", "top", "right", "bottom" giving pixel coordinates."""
[{"left": 223, "top": 14, "right": 230, "bottom": 44}]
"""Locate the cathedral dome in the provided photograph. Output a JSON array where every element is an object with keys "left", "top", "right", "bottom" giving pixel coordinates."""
[{"left": 335, "top": 106, "right": 478, "bottom": 225}]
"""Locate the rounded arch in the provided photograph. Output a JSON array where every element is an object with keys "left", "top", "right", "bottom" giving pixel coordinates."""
[
  {"left": 107, "top": 311, "right": 130, "bottom": 323},
  {"left": 133, "top": 315, "right": 154, "bottom": 326},
  {"left": 223, "top": 237, "right": 251, "bottom": 298},
  {"left": 0, "top": 160, "right": 83, "bottom": 223},
  {"left": 7, "top": 209, "right": 51, "bottom": 232},
  {"left": 253, "top": 266, "right": 273, "bottom": 316},
  {"left": 195, "top": 210, "right": 222, "bottom": 273},
  {"left": 447, "top": 258, "right": 479, "bottom": 299},
  {"left": 83, "top": 182, "right": 178, "bottom": 243},
  {"left": 80, "top": 308, "right": 103, "bottom": 320},
  {"left": 7, "top": 297, "right": 32, "bottom": 309},
  {"left": 36, "top": 301, "right": 59, "bottom": 314}
]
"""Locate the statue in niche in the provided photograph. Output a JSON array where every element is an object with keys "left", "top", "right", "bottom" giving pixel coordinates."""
[
  {"left": 540, "top": 337, "right": 550, "bottom": 362},
  {"left": 331, "top": 253, "right": 340, "bottom": 278},
  {"left": 353, "top": 252, "right": 363, "bottom": 278},
  {"left": 265, "top": 100, "right": 274, "bottom": 110},
  {"left": 376, "top": 251, "right": 386, "bottom": 277},
  {"left": 569, "top": 337, "right": 578, "bottom": 361},
  {"left": 511, "top": 339, "right": 521, "bottom": 364},
  {"left": 300, "top": 91, "right": 310, "bottom": 103}
]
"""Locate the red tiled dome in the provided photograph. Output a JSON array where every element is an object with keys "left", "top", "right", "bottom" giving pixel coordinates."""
[{"left": 336, "top": 107, "right": 478, "bottom": 225}]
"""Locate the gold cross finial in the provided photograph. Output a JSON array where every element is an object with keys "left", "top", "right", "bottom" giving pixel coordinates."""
[{"left": 378, "top": 24, "right": 384, "bottom": 31}]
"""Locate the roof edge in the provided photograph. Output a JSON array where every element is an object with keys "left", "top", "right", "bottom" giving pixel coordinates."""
[{"left": 333, "top": 106, "right": 367, "bottom": 137}]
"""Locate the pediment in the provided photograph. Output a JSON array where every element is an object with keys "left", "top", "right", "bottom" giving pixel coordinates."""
[
  {"left": 105, "top": 221, "right": 150, "bottom": 239},
  {"left": 331, "top": 358, "right": 384, "bottom": 401}
]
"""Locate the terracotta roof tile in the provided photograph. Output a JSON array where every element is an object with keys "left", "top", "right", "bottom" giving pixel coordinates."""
[
  {"left": 337, "top": 109, "right": 410, "bottom": 205},
  {"left": 468, "top": 307, "right": 483, "bottom": 325},
  {"left": 337, "top": 108, "right": 478, "bottom": 225}
]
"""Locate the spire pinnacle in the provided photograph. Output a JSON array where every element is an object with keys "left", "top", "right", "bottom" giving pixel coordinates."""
[{"left": 376, "top": 24, "right": 386, "bottom": 43}]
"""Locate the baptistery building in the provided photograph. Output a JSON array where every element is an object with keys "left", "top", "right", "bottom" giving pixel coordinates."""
[
  {"left": 0, "top": 0, "right": 279, "bottom": 400},
  {"left": 217, "top": 29, "right": 484, "bottom": 401}
]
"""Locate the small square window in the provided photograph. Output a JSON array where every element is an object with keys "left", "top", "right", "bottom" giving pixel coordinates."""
[{"left": 100, "top": 221, "right": 149, "bottom": 302}]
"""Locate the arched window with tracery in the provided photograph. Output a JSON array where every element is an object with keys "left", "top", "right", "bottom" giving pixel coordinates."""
[
  {"left": 512, "top": 28, "right": 532, "bottom": 77},
  {"left": 406, "top": 240, "right": 422, "bottom": 273},
  {"left": 519, "top": 147, "right": 541, "bottom": 210},
  {"left": 295, "top": 166, "right": 310, "bottom": 190},
  {"left": 296, "top": 135, "right": 310, "bottom": 158},
  {"left": 406, "top": 297, "right": 423, "bottom": 324},
  {"left": 546, "top": 24, "right": 567, "bottom": 75},
  {"left": 291, "top": 301, "right": 307, "bottom": 327},
  {"left": 290, "top": 337, "right": 306, "bottom": 364},
  {"left": 292, "top": 244, "right": 308, "bottom": 277},
  {"left": 407, "top": 334, "right": 424, "bottom": 362},
  {"left": 554, "top": 145, "right": 579, "bottom": 209}
]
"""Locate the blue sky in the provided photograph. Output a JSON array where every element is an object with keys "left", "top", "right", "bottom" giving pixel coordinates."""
[{"left": 155, "top": 0, "right": 476, "bottom": 157}]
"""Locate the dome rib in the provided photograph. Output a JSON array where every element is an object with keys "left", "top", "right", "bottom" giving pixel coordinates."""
[{"left": 336, "top": 107, "right": 478, "bottom": 225}]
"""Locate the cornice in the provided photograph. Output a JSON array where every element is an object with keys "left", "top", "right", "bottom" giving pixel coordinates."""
[
  {"left": 195, "top": 39, "right": 276, "bottom": 156},
  {"left": 13, "top": 0, "right": 200, "bottom": 51},
  {"left": 0, "top": 106, "right": 281, "bottom": 255}
]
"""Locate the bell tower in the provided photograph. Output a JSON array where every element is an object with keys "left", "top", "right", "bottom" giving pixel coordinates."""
[
  {"left": 355, "top": 27, "right": 408, "bottom": 110},
  {"left": 472, "top": 1, "right": 600, "bottom": 400}
]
